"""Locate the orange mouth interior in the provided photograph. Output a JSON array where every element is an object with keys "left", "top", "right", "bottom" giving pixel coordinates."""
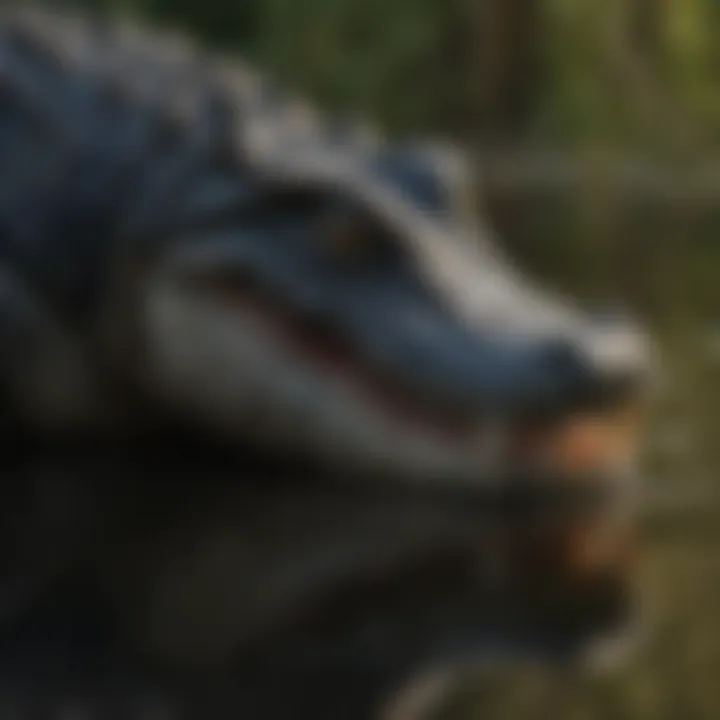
[
  {"left": 517, "top": 402, "right": 645, "bottom": 477},
  {"left": 510, "top": 401, "right": 645, "bottom": 578}
]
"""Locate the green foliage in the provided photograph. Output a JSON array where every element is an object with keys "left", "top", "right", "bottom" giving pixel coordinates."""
[
  {"left": 77, "top": 0, "right": 720, "bottom": 151},
  {"left": 78, "top": 1, "right": 720, "bottom": 143},
  {"left": 81, "top": 0, "right": 446, "bottom": 133},
  {"left": 252, "top": 0, "right": 442, "bottom": 131}
]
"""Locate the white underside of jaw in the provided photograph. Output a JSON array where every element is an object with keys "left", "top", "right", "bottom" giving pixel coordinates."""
[{"left": 141, "top": 278, "right": 506, "bottom": 487}]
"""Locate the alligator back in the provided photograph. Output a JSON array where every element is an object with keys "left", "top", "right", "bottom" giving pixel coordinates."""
[{"left": 0, "top": 8, "right": 359, "bottom": 427}]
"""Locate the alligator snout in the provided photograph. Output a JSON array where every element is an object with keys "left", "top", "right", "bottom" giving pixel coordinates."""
[
  {"left": 346, "top": 292, "right": 651, "bottom": 424},
  {"left": 534, "top": 314, "right": 651, "bottom": 414}
]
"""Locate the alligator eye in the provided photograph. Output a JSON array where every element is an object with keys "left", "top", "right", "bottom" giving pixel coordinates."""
[
  {"left": 319, "top": 206, "right": 402, "bottom": 269},
  {"left": 319, "top": 209, "right": 366, "bottom": 262}
]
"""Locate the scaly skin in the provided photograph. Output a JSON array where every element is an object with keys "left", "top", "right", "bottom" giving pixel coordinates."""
[{"left": 0, "top": 8, "right": 653, "bottom": 719}]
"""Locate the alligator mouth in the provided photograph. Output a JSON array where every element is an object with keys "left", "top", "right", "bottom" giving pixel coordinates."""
[
  {"left": 184, "top": 272, "right": 644, "bottom": 477},
  {"left": 190, "top": 273, "right": 481, "bottom": 441}
]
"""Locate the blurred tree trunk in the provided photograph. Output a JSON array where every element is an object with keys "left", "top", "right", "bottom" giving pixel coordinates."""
[
  {"left": 617, "top": 0, "right": 666, "bottom": 98},
  {"left": 438, "top": 0, "right": 542, "bottom": 146},
  {"left": 607, "top": 0, "right": 691, "bottom": 150},
  {"left": 628, "top": 0, "right": 664, "bottom": 63}
]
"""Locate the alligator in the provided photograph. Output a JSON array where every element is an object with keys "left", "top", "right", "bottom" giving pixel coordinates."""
[{"left": 0, "top": 7, "right": 653, "bottom": 720}]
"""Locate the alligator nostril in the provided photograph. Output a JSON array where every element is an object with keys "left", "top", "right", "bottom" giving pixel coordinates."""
[
  {"left": 539, "top": 334, "right": 647, "bottom": 414},
  {"left": 588, "top": 365, "right": 647, "bottom": 414}
]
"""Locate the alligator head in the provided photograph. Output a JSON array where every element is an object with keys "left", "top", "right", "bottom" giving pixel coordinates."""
[
  {"left": 137, "top": 138, "right": 650, "bottom": 486},
  {"left": 0, "top": 11, "right": 653, "bottom": 719}
]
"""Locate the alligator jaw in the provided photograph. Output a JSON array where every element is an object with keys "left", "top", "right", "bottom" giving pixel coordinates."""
[
  {"left": 137, "top": 279, "right": 644, "bottom": 494},
  {"left": 139, "top": 275, "right": 505, "bottom": 486}
]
